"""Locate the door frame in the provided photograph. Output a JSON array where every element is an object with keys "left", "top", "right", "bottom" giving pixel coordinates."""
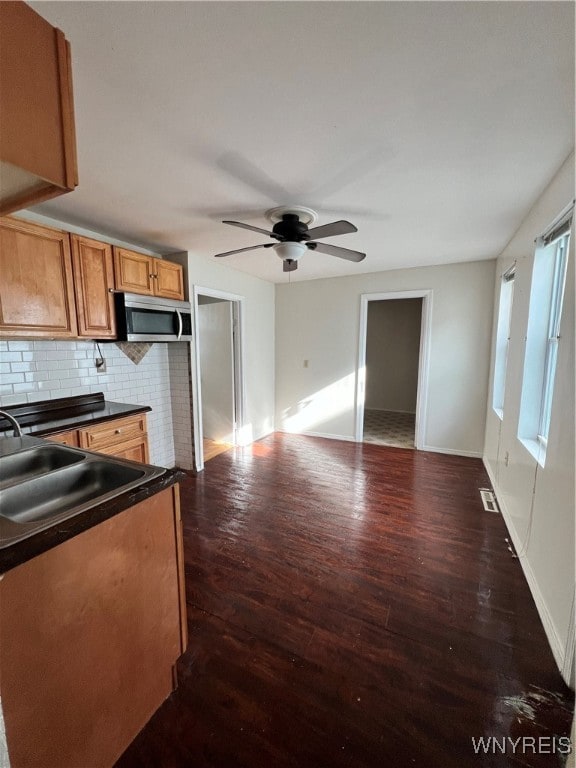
[
  {"left": 192, "top": 285, "right": 246, "bottom": 472},
  {"left": 355, "top": 289, "right": 433, "bottom": 449}
]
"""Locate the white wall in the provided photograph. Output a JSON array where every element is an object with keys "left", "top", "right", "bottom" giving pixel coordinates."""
[
  {"left": 275, "top": 260, "right": 495, "bottom": 456},
  {"left": 0, "top": 339, "right": 175, "bottom": 467},
  {"left": 172, "top": 251, "right": 276, "bottom": 447},
  {"left": 365, "top": 298, "right": 421, "bottom": 413},
  {"left": 484, "top": 153, "right": 575, "bottom": 684}
]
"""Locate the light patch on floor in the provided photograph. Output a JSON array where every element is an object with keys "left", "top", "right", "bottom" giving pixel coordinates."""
[
  {"left": 203, "top": 439, "right": 233, "bottom": 462},
  {"left": 500, "top": 686, "right": 571, "bottom": 723}
]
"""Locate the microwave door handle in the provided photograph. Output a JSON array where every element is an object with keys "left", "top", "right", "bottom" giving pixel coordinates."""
[{"left": 176, "top": 310, "right": 183, "bottom": 340}]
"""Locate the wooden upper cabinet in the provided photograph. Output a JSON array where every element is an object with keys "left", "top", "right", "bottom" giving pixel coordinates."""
[
  {"left": 71, "top": 235, "right": 116, "bottom": 337},
  {"left": 155, "top": 258, "right": 185, "bottom": 300},
  {"left": 114, "top": 247, "right": 184, "bottom": 300},
  {"left": 0, "top": 217, "right": 78, "bottom": 338},
  {"left": 113, "top": 248, "right": 155, "bottom": 296},
  {"left": 0, "top": 2, "right": 78, "bottom": 215}
]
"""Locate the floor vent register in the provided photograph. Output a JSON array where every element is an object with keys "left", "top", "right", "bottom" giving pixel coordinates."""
[{"left": 479, "top": 488, "right": 499, "bottom": 513}]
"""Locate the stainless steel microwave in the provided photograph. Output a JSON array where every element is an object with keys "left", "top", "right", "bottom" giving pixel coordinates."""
[{"left": 114, "top": 292, "right": 193, "bottom": 342}]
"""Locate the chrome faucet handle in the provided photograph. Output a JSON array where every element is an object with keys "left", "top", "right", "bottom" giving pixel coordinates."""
[{"left": 0, "top": 410, "right": 23, "bottom": 438}]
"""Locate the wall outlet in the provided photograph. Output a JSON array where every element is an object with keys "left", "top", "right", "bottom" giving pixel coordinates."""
[{"left": 95, "top": 357, "right": 106, "bottom": 373}]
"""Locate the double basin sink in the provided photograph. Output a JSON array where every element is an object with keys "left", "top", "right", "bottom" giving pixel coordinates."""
[{"left": 0, "top": 437, "right": 165, "bottom": 548}]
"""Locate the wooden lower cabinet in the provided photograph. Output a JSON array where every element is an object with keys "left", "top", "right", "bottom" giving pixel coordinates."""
[
  {"left": 98, "top": 435, "right": 149, "bottom": 463},
  {"left": 48, "top": 413, "right": 150, "bottom": 461},
  {"left": 79, "top": 413, "right": 150, "bottom": 462},
  {"left": 45, "top": 429, "right": 79, "bottom": 447},
  {"left": 0, "top": 484, "right": 187, "bottom": 768}
]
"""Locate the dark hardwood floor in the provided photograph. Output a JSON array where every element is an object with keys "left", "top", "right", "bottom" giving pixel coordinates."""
[{"left": 115, "top": 434, "right": 573, "bottom": 768}]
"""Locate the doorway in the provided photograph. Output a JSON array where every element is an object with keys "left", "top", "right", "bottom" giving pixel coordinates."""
[
  {"left": 356, "top": 290, "right": 432, "bottom": 449},
  {"left": 192, "top": 287, "right": 245, "bottom": 471}
]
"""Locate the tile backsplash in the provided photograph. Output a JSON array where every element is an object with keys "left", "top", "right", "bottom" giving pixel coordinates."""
[{"left": 0, "top": 340, "right": 188, "bottom": 467}]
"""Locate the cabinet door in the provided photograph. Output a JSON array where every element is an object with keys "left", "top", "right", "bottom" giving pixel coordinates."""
[
  {"left": 0, "top": 2, "right": 78, "bottom": 215},
  {"left": 0, "top": 217, "right": 78, "bottom": 338},
  {"left": 113, "top": 247, "right": 154, "bottom": 295},
  {"left": 0, "top": 486, "right": 186, "bottom": 768},
  {"left": 45, "top": 430, "right": 79, "bottom": 447},
  {"left": 154, "top": 258, "right": 184, "bottom": 300},
  {"left": 71, "top": 235, "right": 116, "bottom": 338}
]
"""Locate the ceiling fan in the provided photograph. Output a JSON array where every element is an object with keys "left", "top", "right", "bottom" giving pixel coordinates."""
[{"left": 214, "top": 206, "right": 366, "bottom": 272}]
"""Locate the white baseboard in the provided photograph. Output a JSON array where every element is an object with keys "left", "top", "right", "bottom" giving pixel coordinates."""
[
  {"left": 251, "top": 428, "right": 275, "bottom": 443},
  {"left": 482, "top": 458, "right": 568, "bottom": 681},
  {"left": 279, "top": 432, "right": 483, "bottom": 455},
  {"left": 518, "top": 549, "right": 566, "bottom": 675},
  {"left": 278, "top": 429, "right": 356, "bottom": 443},
  {"left": 421, "top": 444, "right": 483, "bottom": 459},
  {"left": 482, "top": 456, "right": 498, "bottom": 490},
  {"left": 364, "top": 407, "right": 416, "bottom": 415}
]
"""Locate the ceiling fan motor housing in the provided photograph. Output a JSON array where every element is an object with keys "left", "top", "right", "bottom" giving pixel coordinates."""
[{"left": 272, "top": 213, "right": 310, "bottom": 242}]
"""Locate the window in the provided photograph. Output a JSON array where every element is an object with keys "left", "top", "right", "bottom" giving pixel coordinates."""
[
  {"left": 518, "top": 209, "right": 572, "bottom": 465},
  {"left": 492, "top": 264, "right": 515, "bottom": 418}
]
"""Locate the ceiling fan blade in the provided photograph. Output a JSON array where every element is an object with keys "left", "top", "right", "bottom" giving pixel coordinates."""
[
  {"left": 305, "top": 220, "right": 357, "bottom": 240},
  {"left": 309, "top": 242, "right": 366, "bottom": 262},
  {"left": 283, "top": 259, "right": 298, "bottom": 272},
  {"left": 222, "top": 220, "right": 281, "bottom": 240},
  {"left": 214, "top": 243, "right": 274, "bottom": 258}
]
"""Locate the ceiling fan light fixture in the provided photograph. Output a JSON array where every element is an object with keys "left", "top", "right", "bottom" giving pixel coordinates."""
[{"left": 273, "top": 241, "right": 307, "bottom": 262}]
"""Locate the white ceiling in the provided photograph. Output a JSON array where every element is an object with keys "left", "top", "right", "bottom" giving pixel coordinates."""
[{"left": 29, "top": 1, "right": 574, "bottom": 283}]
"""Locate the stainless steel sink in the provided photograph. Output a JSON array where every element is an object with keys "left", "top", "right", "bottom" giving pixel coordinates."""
[
  {"left": 1, "top": 461, "right": 147, "bottom": 524},
  {"left": 0, "top": 444, "right": 86, "bottom": 488},
  {"left": 0, "top": 436, "right": 166, "bottom": 548}
]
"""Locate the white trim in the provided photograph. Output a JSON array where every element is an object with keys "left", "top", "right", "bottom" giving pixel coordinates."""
[
  {"left": 192, "top": 285, "right": 246, "bottom": 472},
  {"left": 193, "top": 286, "right": 245, "bottom": 304},
  {"left": 252, "top": 428, "right": 275, "bottom": 443},
  {"left": 482, "top": 457, "right": 570, "bottom": 683},
  {"left": 421, "top": 445, "right": 483, "bottom": 459},
  {"left": 363, "top": 407, "right": 416, "bottom": 415},
  {"left": 563, "top": 593, "right": 575, "bottom": 685},
  {"left": 518, "top": 551, "right": 566, "bottom": 676},
  {"left": 278, "top": 429, "right": 356, "bottom": 443},
  {"left": 355, "top": 290, "right": 433, "bottom": 450},
  {"left": 482, "top": 456, "right": 498, "bottom": 496}
]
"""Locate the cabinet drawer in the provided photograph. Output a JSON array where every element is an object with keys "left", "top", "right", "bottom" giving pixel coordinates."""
[
  {"left": 46, "top": 430, "right": 79, "bottom": 447},
  {"left": 79, "top": 413, "right": 147, "bottom": 451},
  {"left": 96, "top": 436, "right": 149, "bottom": 464}
]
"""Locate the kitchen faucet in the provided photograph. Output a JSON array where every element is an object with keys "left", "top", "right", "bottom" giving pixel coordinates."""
[{"left": 0, "top": 410, "right": 23, "bottom": 437}]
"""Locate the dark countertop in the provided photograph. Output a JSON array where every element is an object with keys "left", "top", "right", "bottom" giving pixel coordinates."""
[
  {"left": 0, "top": 436, "right": 185, "bottom": 573},
  {"left": 0, "top": 392, "right": 150, "bottom": 437}
]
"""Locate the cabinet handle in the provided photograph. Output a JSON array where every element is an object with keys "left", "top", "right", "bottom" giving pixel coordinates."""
[{"left": 115, "top": 429, "right": 122, "bottom": 434}]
